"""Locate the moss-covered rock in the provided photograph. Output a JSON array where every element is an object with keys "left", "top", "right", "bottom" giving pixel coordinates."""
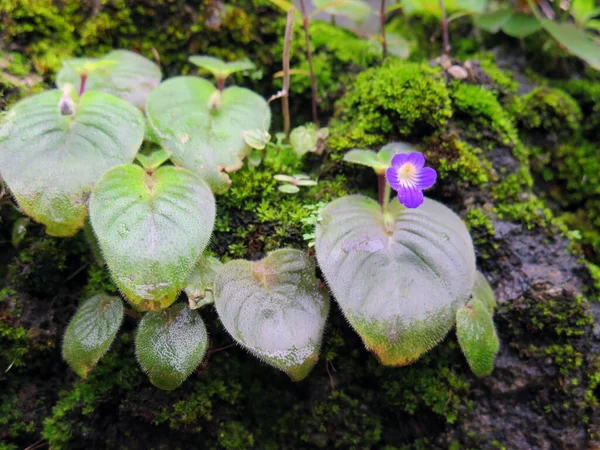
[{"left": 329, "top": 61, "right": 453, "bottom": 150}]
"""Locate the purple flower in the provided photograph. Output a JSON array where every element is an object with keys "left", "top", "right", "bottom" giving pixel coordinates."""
[{"left": 385, "top": 152, "right": 437, "bottom": 209}]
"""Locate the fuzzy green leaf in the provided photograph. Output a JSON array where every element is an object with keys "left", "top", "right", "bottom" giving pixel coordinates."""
[
  {"left": 315, "top": 195, "right": 476, "bottom": 366},
  {"left": 386, "top": 32, "right": 411, "bottom": 59},
  {"left": 185, "top": 256, "right": 223, "bottom": 309},
  {"left": 90, "top": 164, "right": 216, "bottom": 311},
  {"left": 189, "top": 55, "right": 255, "bottom": 80},
  {"left": 136, "top": 303, "right": 208, "bottom": 390},
  {"left": 472, "top": 271, "right": 496, "bottom": 314},
  {"left": 136, "top": 148, "right": 171, "bottom": 171},
  {"left": 278, "top": 184, "right": 300, "bottom": 194},
  {"left": 0, "top": 90, "right": 145, "bottom": 236},
  {"left": 214, "top": 249, "right": 330, "bottom": 381},
  {"left": 56, "top": 50, "right": 162, "bottom": 108},
  {"left": 290, "top": 126, "right": 318, "bottom": 156},
  {"left": 456, "top": 298, "right": 500, "bottom": 376},
  {"left": 63, "top": 294, "right": 124, "bottom": 378},
  {"left": 541, "top": 20, "right": 600, "bottom": 70},
  {"left": 146, "top": 76, "right": 270, "bottom": 193}
]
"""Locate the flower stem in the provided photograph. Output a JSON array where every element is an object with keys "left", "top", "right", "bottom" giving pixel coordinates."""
[
  {"left": 79, "top": 73, "right": 87, "bottom": 96},
  {"left": 378, "top": 174, "right": 391, "bottom": 214}
]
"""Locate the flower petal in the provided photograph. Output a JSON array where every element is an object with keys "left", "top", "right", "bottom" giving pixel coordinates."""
[
  {"left": 414, "top": 167, "right": 437, "bottom": 190},
  {"left": 397, "top": 185, "right": 424, "bottom": 209},
  {"left": 390, "top": 153, "right": 409, "bottom": 169},
  {"left": 407, "top": 152, "right": 425, "bottom": 170},
  {"left": 386, "top": 166, "right": 401, "bottom": 190}
]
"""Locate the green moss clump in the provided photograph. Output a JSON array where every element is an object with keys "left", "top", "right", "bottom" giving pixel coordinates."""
[
  {"left": 552, "top": 141, "right": 600, "bottom": 205},
  {"left": 512, "top": 87, "right": 582, "bottom": 136},
  {"left": 424, "top": 136, "right": 492, "bottom": 186},
  {"left": 450, "top": 82, "right": 519, "bottom": 146},
  {"left": 328, "top": 61, "right": 452, "bottom": 151},
  {"left": 503, "top": 293, "right": 593, "bottom": 339},
  {"left": 553, "top": 79, "right": 600, "bottom": 140},
  {"left": 477, "top": 55, "right": 520, "bottom": 96},
  {"left": 0, "top": 288, "right": 29, "bottom": 371}
]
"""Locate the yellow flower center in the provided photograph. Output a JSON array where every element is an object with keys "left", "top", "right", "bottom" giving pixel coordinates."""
[{"left": 397, "top": 162, "right": 417, "bottom": 182}]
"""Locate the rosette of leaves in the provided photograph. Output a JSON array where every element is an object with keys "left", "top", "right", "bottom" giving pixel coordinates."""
[
  {"left": 146, "top": 76, "right": 271, "bottom": 193},
  {"left": 89, "top": 164, "right": 216, "bottom": 311},
  {"left": 315, "top": 194, "right": 499, "bottom": 372},
  {"left": 274, "top": 174, "right": 317, "bottom": 193},
  {"left": 56, "top": 50, "right": 162, "bottom": 108},
  {"left": 213, "top": 249, "right": 330, "bottom": 381},
  {"left": 189, "top": 55, "right": 256, "bottom": 89},
  {"left": 0, "top": 88, "right": 145, "bottom": 236}
]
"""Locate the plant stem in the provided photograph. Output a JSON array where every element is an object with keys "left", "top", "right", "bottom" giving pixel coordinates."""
[
  {"left": 79, "top": 73, "right": 87, "bottom": 96},
  {"left": 380, "top": 0, "right": 388, "bottom": 58},
  {"left": 378, "top": 174, "right": 391, "bottom": 212},
  {"left": 217, "top": 76, "right": 225, "bottom": 92},
  {"left": 282, "top": 8, "right": 294, "bottom": 140},
  {"left": 299, "top": 0, "right": 320, "bottom": 126},
  {"left": 439, "top": 0, "right": 450, "bottom": 55}
]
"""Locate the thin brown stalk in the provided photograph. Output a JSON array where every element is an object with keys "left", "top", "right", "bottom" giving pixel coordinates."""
[
  {"left": 298, "top": 0, "right": 320, "bottom": 126},
  {"left": 380, "top": 0, "right": 388, "bottom": 58},
  {"left": 439, "top": 0, "right": 450, "bottom": 55},
  {"left": 282, "top": 8, "right": 294, "bottom": 139}
]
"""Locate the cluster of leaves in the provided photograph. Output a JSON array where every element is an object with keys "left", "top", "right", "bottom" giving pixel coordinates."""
[{"left": 0, "top": 40, "right": 501, "bottom": 391}]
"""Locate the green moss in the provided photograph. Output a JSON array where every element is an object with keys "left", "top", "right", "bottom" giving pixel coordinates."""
[
  {"left": 552, "top": 141, "right": 600, "bottom": 206},
  {"left": 450, "top": 82, "right": 519, "bottom": 147},
  {"left": 503, "top": 293, "right": 593, "bottom": 339},
  {"left": 328, "top": 61, "right": 452, "bottom": 151},
  {"left": 553, "top": 78, "right": 600, "bottom": 140},
  {"left": 424, "top": 135, "right": 492, "bottom": 185},
  {"left": 0, "top": 394, "right": 36, "bottom": 447},
  {"left": 464, "top": 207, "right": 496, "bottom": 255},
  {"left": 477, "top": 55, "right": 520, "bottom": 96},
  {"left": 0, "top": 288, "right": 28, "bottom": 371},
  {"left": 219, "top": 421, "right": 255, "bottom": 450},
  {"left": 42, "top": 333, "right": 144, "bottom": 449},
  {"left": 513, "top": 87, "right": 582, "bottom": 136}
]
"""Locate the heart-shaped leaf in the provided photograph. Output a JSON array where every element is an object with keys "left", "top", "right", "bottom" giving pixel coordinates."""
[
  {"left": 0, "top": 90, "right": 145, "bottom": 236},
  {"left": 185, "top": 256, "right": 223, "bottom": 309},
  {"left": 136, "top": 148, "right": 171, "bottom": 171},
  {"left": 90, "top": 164, "right": 216, "bottom": 311},
  {"left": 56, "top": 50, "right": 162, "bottom": 108},
  {"left": 474, "top": 8, "right": 513, "bottom": 33},
  {"left": 456, "top": 298, "right": 499, "bottom": 376},
  {"left": 136, "top": 303, "right": 208, "bottom": 390},
  {"left": 189, "top": 55, "right": 256, "bottom": 82},
  {"left": 541, "top": 20, "right": 600, "bottom": 70},
  {"left": 213, "top": 249, "right": 330, "bottom": 381},
  {"left": 315, "top": 195, "right": 476, "bottom": 366},
  {"left": 501, "top": 13, "right": 541, "bottom": 38},
  {"left": 147, "top": 76, "right": 270, "bottom": 193},
  {"left": 62, "top": 294, "right": 124, "bottom": 378},
  {"left": 313, "top": 0, "right": 373, "bottom": 23},
  {"left": 472, "top": 271, "right": 496, "bottom": 314}
]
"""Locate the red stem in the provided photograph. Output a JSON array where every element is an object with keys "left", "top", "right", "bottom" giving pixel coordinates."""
[
  {"left": 79, "top": 74, "right": 87, "bottom": 96},
  {"left": 217, "top": 77, "right": 225, "bottom": 92},
  {"left": 299, "top": 0, "right": 319, "bottom": 126},
  {"left": 378, "top": 174, "right": 386, "bottom": 207},
  {"left": 439, "top": 0, "right": 450, "bottom": 55}
]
